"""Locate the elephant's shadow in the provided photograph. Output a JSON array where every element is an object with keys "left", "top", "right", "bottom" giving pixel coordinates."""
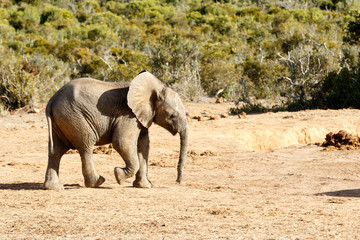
[
  {"left": 316, "top": 189, "right": 360, "bottom": 198},
  {"left": 0, "top": 182, "right": 85, "bottom": 190},
  {"left": 0, "top": 182, "right": 43, "bottom": 190}
]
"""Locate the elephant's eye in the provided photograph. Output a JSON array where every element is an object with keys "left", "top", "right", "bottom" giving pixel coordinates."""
[{"left": 170, "top": 113, "right": 177, "bottom": 119}]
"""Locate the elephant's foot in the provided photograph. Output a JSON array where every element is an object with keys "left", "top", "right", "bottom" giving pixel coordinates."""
[
  {"left": 43, "top": 181, "right": 64, "bottom": 190},
  {"left": 84, "top": 175, "right": 105, "bottom": 188},
  {"left": 133, "top": 179, "right": 152, "bottom": 188},
  {"left": 114, "top": 167, "right": 127, "bottom": 185}
]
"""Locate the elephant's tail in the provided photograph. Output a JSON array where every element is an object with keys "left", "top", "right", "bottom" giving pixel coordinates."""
[{"left": 46, "top": 102, "right": 54, "bottom": 155}]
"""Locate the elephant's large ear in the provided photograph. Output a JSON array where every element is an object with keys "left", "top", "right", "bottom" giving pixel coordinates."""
[{"left": 127, "top": 71, "right": 164, "bottom": 128}]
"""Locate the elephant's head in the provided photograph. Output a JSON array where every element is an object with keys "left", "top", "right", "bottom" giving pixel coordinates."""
[{"left": 127, "top": 71, "right": 189, "bottom": 183}]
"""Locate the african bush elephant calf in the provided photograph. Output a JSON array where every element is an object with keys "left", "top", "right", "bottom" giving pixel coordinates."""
[{"left": 43, "top": 71, "right": 189, "bottom": 190}]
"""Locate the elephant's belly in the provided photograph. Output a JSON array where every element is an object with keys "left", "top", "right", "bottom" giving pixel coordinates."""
[{"left": 95, "top": 133, "right": 112, "bottom": 146}]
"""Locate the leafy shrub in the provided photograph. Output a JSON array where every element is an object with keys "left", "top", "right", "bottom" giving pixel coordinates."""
[
  {"left": 76, "top": 11, "right": 89, "bottom": 23},
  {"left": 0, "top": 51, "right": 70, "bottom": 110},
  {"left": 230, "top": 103, "right": 273, "bottom": 114},
  {"left": 311, "top": 67, "right": 360, "bottom": 109},
  {"left": 344, "top": 13, "right": 360, "bottom": 45},
  {"left": 187, "top": 11, "right": 204, "bottom": 25},
  {"left": 77, "top": 0, "right": 101, "bottom": 14},
  {"left": 111, "top": 47, "right": 148, "bottom": 67},
  {"left": 0, "top": 8, "right": 9, "bottom": 20},
  {"left": 0, "top": 63, "right": 39, "bottom": 109},
  {"left": 85, "top": 24, "right": 118, "bottom": 41},
  {"left": 9, "top": 5, "right": 40, "bottom": 32},
  {"left": 56, "top": 39, "right": 82, "bottom": 62},
  {"left": 86, "top": 12, "right": 124, "bottom": 30},
  {"left": 7, "top": 41, "right": 23, "bottom": 51},
  {"left": 26, "top": 38, "right": 54, "bottom": 54},
  {"left": 105, "top": 1, "right": 126, "bottom": 15},
  {"left": 40, "top": 6, "right": 74, "bottom": 29},
  {"left": 0, "top": 22, "right": 15, "bottom": 39}
]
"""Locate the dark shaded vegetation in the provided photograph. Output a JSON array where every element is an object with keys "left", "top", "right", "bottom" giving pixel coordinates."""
[{"left": 0, "top": 0, "right": 360, "bottom": 113}]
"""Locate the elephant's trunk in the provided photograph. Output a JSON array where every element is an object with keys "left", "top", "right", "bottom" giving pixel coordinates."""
[{"left": 176, "top": 124, "right": 188, "bottom": 183}]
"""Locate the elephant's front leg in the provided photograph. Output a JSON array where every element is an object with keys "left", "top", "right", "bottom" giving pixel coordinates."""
[
  {"left": 133, "top": 129, "right": 152, "bottom": 188},
  {"left": 113, "top": 128, "right": 141, "bottom": 185}
]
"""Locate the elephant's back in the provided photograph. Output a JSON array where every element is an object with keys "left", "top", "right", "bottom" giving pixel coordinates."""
[
  {"left": 50, "top": 78, "right": 128, "bottom": 104},
  {"left": 67, "top": 78, "right": 129, "bottom": 96},
  {"left": 70, "top": 77, "right": 130, "bottom": 88}
]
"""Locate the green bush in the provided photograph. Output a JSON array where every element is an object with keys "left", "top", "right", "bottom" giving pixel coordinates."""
[
  {"left": 40, "top": 6, "right": 74, "bottom": 29},
  {"left": 0, "top": 63, "right": 39, "bottom": 109},
  {"left": 9, "top": 4, "right": 41, "bottom": 32},
  {"left": 311, "top": 67, "right": 360, "bottom": 109},
  {"left": 77, "top": 0, "right": 101, "bottom": 14},
  {"left": 104, "top": 1, "right": 126, "bottom": 15},
  {"left": 0, "top": 50, "right": 70, "bottom": 110},
  {"left": 0, "top": 8, "right": 9, "bottom": 20},
  {"left": 26, "top": 38, "right": 54, "bottom": 54},
  {"left": 344, "top": 13, "right": 360, "bottom": 45},
  {"left": 0, "top": 22, "right": 15, "bottom": 39},
  {"left": 7, "top": 41, "right": 23, "bottom": 51},
  {"left": 230, "top": 103, "right": 275, "bottom": 114},
  {"left": 56, "top": 39, "right": 82, "bottom": 62},
  {"left": 86, "top": 12, "right": 124, "bottom": 30}
]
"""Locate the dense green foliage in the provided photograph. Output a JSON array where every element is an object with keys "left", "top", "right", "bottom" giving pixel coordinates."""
[{"left": 0, "top": 0, "right": 360, "bottom": 112}]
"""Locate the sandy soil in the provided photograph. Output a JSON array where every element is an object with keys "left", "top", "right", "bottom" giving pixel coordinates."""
[{"left": 2, "top": 100, "right": 360, "bottom": 239}]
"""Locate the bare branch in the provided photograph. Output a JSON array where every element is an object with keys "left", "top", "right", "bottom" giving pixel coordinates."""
[{"left": 99, "top": 57, "right": 113, "bottom": 71}]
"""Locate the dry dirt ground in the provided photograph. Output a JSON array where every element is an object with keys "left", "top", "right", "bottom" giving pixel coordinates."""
[{"left": 2, "top": 100, "right": 360, "bottom": 239}]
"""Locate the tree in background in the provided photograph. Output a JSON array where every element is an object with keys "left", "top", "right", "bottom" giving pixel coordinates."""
[{"left": 344, "top": 12, "right": 360, "bottom": 45}]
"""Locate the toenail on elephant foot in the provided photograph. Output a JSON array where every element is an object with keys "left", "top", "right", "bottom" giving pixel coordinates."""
[
  {"left": 114, "top": 167, "right": 126, "bottom": 185},
  {"left": 95, "top": 175, "right": 105, "bottom": 187},
  {"left": 85, "top": 175, "right": 105, "bottom": 188},
  {"left": 133, "top": 179, "right": 152, "bottom": 188},
  {"left": 43, "top": 182, "right": 64, "bottom": 190}
]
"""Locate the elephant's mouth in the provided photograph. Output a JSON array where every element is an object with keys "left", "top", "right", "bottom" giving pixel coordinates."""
[{"left": 171, "top": 129, "right": 178, "bottom": 136}]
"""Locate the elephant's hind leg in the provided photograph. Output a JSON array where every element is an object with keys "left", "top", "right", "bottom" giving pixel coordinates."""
[
  {"left": 43, "top": 134, "right": 69, "bottom": 190},
  {"left": 79, "top": 148, "right": 105, "bottom": 188}
]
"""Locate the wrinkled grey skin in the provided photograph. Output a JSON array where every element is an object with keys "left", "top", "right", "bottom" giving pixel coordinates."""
[{"left": 43, "top": 71, "right": 189, "bottom": 190}]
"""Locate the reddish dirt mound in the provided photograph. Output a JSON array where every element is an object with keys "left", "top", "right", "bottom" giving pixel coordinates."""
[
  {"left": 66, "top": 144, "right": 114, "bottom": 154},
  {"left": 321, "top": 130, "right": 360, "bottom": 150}
]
